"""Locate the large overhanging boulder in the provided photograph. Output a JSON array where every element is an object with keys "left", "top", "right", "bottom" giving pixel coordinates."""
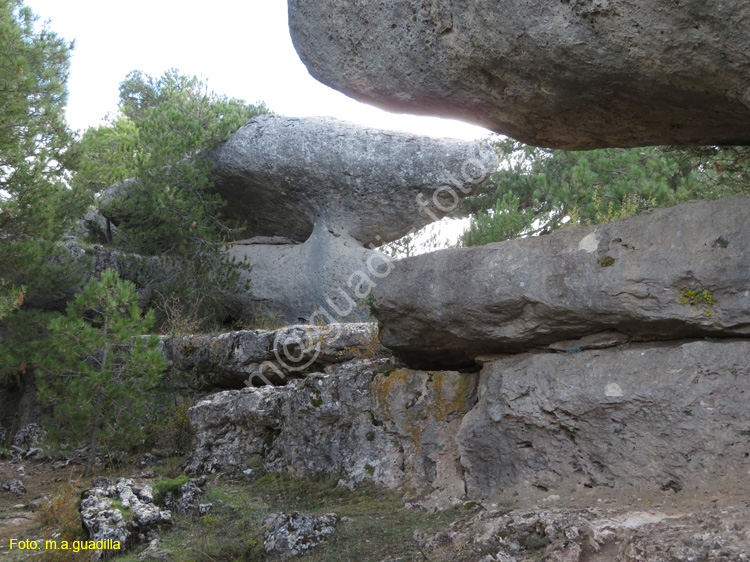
[
  {"left": 288, "top": 0, "right": 750, "bottom": 149},
  {"left": 209, "top": 115, "right": 497, "bottom": 246},
  {"left": 373, "top": 197, "right": 750, "bottom": 368}
]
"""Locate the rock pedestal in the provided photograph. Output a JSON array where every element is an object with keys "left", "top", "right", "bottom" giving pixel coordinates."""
[{"left": 209, "top": 115, "right": 496, "bottom": 323}]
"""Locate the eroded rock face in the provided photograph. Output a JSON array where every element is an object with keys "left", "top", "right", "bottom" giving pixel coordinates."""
[
  {"left": 210, "top": 115, "right": 495, "bottom": 323},
  {"left": 288, "top": 0, "right": 750, "bottom": 149},
  {"left": 418, "top": 502, "right": 750, "bottom": 562},
  {"left": 374, "top": 197, "right": 750, "bottom": 368},
  {"left": 225, "top": 226, "right": 387, "bottom": 324},
  {"left": 209, "top": 115, "right": 497, "bottom": 246},
  {"left": 186, "top": 360, "right": 477, "bottom": 505},
  {"left": 187, "top": 339, "right": 750, "bottom": 506},
  {"left": 458, "top": 340, "right": 750, "bottom": 498}
]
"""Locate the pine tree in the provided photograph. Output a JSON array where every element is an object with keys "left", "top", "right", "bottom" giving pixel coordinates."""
[
  {"left": 458, "top": 137, "right": 750, "bottom": 246},
  {"left": 77, "top": 70, "right": 270, "bottom": 326},
  {"left": 0, "top": 0, "right": 89, "bottom": 381},
  {"left": 37, "top": 270, "right": 166, "bottom": 475}
]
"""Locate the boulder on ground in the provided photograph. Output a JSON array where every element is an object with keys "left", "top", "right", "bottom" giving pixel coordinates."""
[
  {"left": 0, "top": 478, "right": 26, "bottom": 496},
  {"left": 374, "top": 197, "right": 750, "bottom": 368},
  {"left": 80, "top": 478, "right": 172, "bottom": 556},
  {"left": 289, "top": 0, "right": 750, "bottom": 149},
  {"left": 264, "top": 512, "right": 338, "bottom": 560}
]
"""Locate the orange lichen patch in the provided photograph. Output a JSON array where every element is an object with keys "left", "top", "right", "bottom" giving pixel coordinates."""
[
  {"left": 369, "top": 369, "right": 477, "bottom": 493},
  {"left": 371, "top": 369, "right": 474, "bottom": 422},
  {"left": 428, "top": 371, "right": 475, "bottom": 422},
  {"left": 371, "top": 369, "right": 413, "bottom": 418}
]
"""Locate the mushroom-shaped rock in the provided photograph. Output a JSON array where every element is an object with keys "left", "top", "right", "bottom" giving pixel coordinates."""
[
  {"left": 210, "top": 115, "right": 497, "bottom": 324},
  {"left": 209, "top": 115, "right": 497, "bottom": 246},
  {"left": 288, "top": 0, "right": 750, "bottom": 149}
]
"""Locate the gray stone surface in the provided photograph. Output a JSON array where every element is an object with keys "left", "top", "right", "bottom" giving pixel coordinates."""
[
  {"left": 163, "top": 476, "right": 212, "bottom": 517},
  {"left": 374, "top": 197, "right": 750, "bottom": 368},
  {"left": 264, "top": 512, "right": 338, "bottom": 560},
  {"left": 186, "top": 360, "right": 477, "bottom": 505},
  {"left": 225, "top": 226, "right": 385, "bottom": 324},
  {"left": 0, "top": 479, "right": 26, "bottom": 496},
  {"left": 209, "top": 115, "right": 497, "bottom": 246},
  {"left": 187, "top": 339, "right": 750, "bottom": 506},
  {"left": 288, "top": 0, "right": 750, "bottom": 149},
  {"left": 458, "top": 340, "right": 750, "bottom": 497},
  {"left": 419, "top": 502, "right": 750, "bottom": 562},
  {"left": 163, "top": 323, "right": 386, "bottom": 388}
]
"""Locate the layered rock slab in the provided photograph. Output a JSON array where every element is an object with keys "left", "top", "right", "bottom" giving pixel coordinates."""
[
  {"left": 187, "top": 339, "right": 750, "bottom": 506},
  {"left": 162, "top": 322, "right": 385, "bottom": 388},
  {"left": 289, "top": 0, "right": 750, "bottom": 149},
  {"left": 459, "top": 339, "right": 750, "bottom": 498},
  {"left": 374, "top": 197, "right": 750, "bottom": 368}
]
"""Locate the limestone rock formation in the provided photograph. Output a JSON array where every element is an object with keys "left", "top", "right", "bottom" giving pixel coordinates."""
[
  {"left": 186, "top": 360, "right": 477, "bottom": 505},
  {"left": 288, "top": 0, "right": 750, "bottom": 149},
  {"left": 208, "top": 115, "right": 496, "bottom": 323},
  {"left": 163, "top": 323, "right": 385, "bottom": 388},
  {"left": 459, "top": 339, "right": 750, "bottom": 497},
  {"left": 187, "top": 339, "right": 750, "bottom": 505},
  {"left": 418, "top": 502, "right": 750, "bottom": 562},
  {"left": 264, "top": 512, "right": 338, "bottom": 560},
  {"left": 209, "top": 115, "right": 497, "bottom": 246},
  {"left": 80, "top": 478, "right": 172, "bottom": 556},
  {"left": 224, "top": 226, "right": 383, "bottom": 324},
  {"left": 162, "top": 476, "right": 212, "bottom": 517},
  {"left": 0, "top": 479, "right": 26, "bottom": 496},
  {"left": 374, "top": 197, "right": 750, "bottom": 367}
]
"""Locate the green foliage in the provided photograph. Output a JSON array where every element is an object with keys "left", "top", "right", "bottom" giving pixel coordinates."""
[
  {"left": 78, "top": 69, "right": 270, "bottom": 326},
  {"left": 0, "top": 0, "right": 90, "bottom": 299},
  {"left": 460, "top": 191, "right": 534, "bottom": 247},
  {"left": 679, "top": 288, "right": 717, "bottom": 317},
  {"left": 151, "top": 399, "right": 195, "bottom": 455},
  {"left": 76, "top": 116, "right": 140, "bottom": 193},
  {"left": 0, "top": 0, "right": 84, "bottom": 242},
  {"left": 152, "top": 475, "right": 189, "bottom": 506},
  {"left": 0, "top": 1, "right": 93, "bottom": 386},
  {"left": 0, "top": 281, "right": 24, "bottom": 321},
  {"left": 458, "top": 137, "right": 750, "bottom": 246},
  {"left": 36, "top": 269, "right": 166, "bottom": 475}
]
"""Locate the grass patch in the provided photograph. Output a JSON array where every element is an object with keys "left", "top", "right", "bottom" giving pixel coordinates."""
[
  {"left": 152, "top": 475, "right": 188, "bottom": 506},
  {"left": 110, "top": 470, "right": 470, "bottom": 562}
]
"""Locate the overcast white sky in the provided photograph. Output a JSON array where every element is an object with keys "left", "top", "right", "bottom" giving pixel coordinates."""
[{"left": 25, "top": 0, "right": 489, "bottom": 141}]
